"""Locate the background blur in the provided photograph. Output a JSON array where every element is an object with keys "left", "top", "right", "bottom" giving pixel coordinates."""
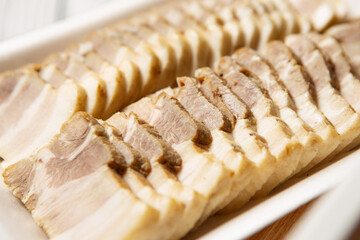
[{"left": 0, "top": 0, "right": 115, "bottom": 41}]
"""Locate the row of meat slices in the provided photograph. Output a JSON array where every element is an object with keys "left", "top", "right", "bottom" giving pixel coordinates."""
[
  {"left": 0, "top": 0, "right": 344, "bottom": 169},
  {"left": 8, "top": 0, "right": 341, "bottom": 118},
  {"left": 3, "top": 20, "right": 360, "bottom": 239},
  {"left": 0, "top": 0, "right": 333, "bottom": 168}
]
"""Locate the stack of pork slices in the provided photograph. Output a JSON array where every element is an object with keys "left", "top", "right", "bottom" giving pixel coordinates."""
[
  {"left": 0, "top": 0, "right": 345, "bottom": 169},
  {"left": 3, "top": 19, "right": 360, "bottom": 239}
]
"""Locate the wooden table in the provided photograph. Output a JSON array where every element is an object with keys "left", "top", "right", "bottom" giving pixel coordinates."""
[{"left": 247, "top": 200, "right": 316, "bottom": 240}]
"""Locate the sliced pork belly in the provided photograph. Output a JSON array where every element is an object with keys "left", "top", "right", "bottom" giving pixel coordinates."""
[
  {"left": 205, "top": 1, "right": 261, "bottom": 49},
  {"left": 192, "top": 1, "right": 245, "bottom": 52},
  {"left": 251, "top": 1, "right": 285, "bottom": 39},
  {"left": 171, "top": 1, "right": 232, "bottom": 65},
  {"left": 255, "top": 0, "right": 294, "bottom": 38},
  {"left": 233, "top": 48, "right": 320, "bottom": 175},
  {"left": 246, "top": 2, "right": 278, "bottom": 52},
  {"left": 269, "top": 0, "right": 312, "bottom": 34},
  {"left": 101, "top": 122, "right": 185, "bottom": 239},
  {"left": 148, "top": 94, "right": 213, "bottom": 146},
  {"left": 101, "top": 27, "right": 163, "bottom": 95},
  {"left": 327, "top": 21, "right": 360, "bottom": 43},
  {"left": 124, "top": 94, "right": 233, "bottom": 221},
  {"left": 81, "top": 32, "right": 143, "bottom": 103},
  {"left": 44, "top": 53, "right": 107, "bottom": 118},
  {"left": 154, "top": 7, "right": 213, "bottom": 71},
  {"left": 266, "top": 0, "right": 301, "bottom": 34},
  {"left": 114, "top": 23, "right": 177, "bottom": 90},
  {"left": 195, "top": 68, "right": 276, "bottom": 212},
  {"left": 0, "top": 71, "right": 19, "bottom": 105},
  {"left": 288, "top": 0, "right": 340, "bottom": 31},
  {"left": 67, "top": 44, "right": 133, "bottom": 110},
  {"left": 79, "top": 51, "right": 126, "bottom": 118},
  {"left": 216, "top": 58, "right": 303, "bottom": 196},
  {"left": 308, "top": 33, "right": 360, "bottom": 113},
  {"left": 101, "top": 122, "right": 151, "bottom": 176},
  {"left": 175, "top": 76, "right": 255, "bottom": 211},
  {"left": 218, "top": 4, "right": 260, "bottom": 49},
  {"left": 176, "top": 77, "right": 233, "bottom": 133},
  {"left": 0, "top": 70, "right": 86, "bottom": 166},
  {"left": 3, "top": 112, "right": 160, "bottom": 240},
  {"left": 327, "top": 21, "right": 360, "bottom": 81},
  {"left": 37, "top": 63, "right": 68, "bottom": 88},
  {"left": 217, "top": 1, "right": 288, "bottom": 50},
  {"left": 0, "top": 70, "right": 45, "bottom": 137},
  {"left": 286, "top": 35, "right": 360, "bottom": 155},
  {"left": 107, "top": 112, "right": 206, "bottom": 239},
  {"left": 265, "top": 40, "right": 340, "bottom": 171},
  {"left": 129, "top": 15, "right": 193, "bottom": 77},
  {"left": 107, "top": 112, "right": 182, "bottom": 173}
]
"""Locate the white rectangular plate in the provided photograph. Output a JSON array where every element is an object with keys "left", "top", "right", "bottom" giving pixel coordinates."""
[{"left": 0, "top": 1, "right": 359, "bottom": 239}]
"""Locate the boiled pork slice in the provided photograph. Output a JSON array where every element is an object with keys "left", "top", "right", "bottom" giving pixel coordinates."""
[
  {"left": 245, "top": 1, "right": 278, "bottom": 52},
  {"left": 195, "top": 68, "right": 276, "bottom": 212},
  {"left": 193, "top": 0, "right": 246, "bottom": 52},
  {"left": 101, "top": 122, "right": 151, "bottom": 176},
  {"left": 233, "top": 48, "right": 320, "bottom": 175},
  {"left": 43, "top": 53, "right": 107, "bottom": 118},
  {"left": 0, "top": 69, "right": 86, "bottom": 165},
  {"left": 308, "top": 33, "right": 360, "bottom": 113},
  {"left": 0, "top": 71, "right": 19, "bottom": 106},
  {"left": 253, "top": 1, "right": 287, "bottom": 40},
  {"left": 101, "top": 27, "right": 163, "bottom": 96},
  {"left": 218, "top": 3, "right": 260, "bottom": 49},
  {"left": 67, "top": 43, "right": 139, "bottom": 109},
  {"left": 114, "top": 22, "right": 177, "bottom": 89},
  {"left": 129, "top": 14, "right": 193, "bottom": 77},
  {"left": 171, "top": 0, "right": 232, "bottom": 65},
  {"left": 107, "top": 112, "right": 182, "bottom": 173},
  {"left": 101, "top": 122, "right": 185, "bottom": 240},
  {"left": 264, "top": 40, "right": 340, "bottom": 172},
  {"left": 176, "top": 77, "right": 233, "bottom": 133},
  {"left": 270, "top": 0, "right": 313, "bottom": 34},
  {"left": 3, "top": 112, "right": 160, "bottom": 240},
  {"left": 31, "top": 63, "right": 67, "bottom": 89},
  {"left": 288, "top": 0, "right": 343, "bottom": 31},
  {"left": 124, "top": 94, "right": 233, "bottom": 222},
  {"left": 81, "top": 32, "right": 144, "bottom": 104},
  {"left": 107, "top": 112, "right": 206, "bottom": 239},
  {"left": 327, "top": 21, "right": 360, "bottom": 80},
  {"left": 0, "top": 69, "right": 45, "bottom": 137},
  {"left": 286, "top": 34, "right": 360, "bottom": 155},
  {"left": 216, "top": 57, "right": 303, "bottom": 196},
  {"left": 154, "top": 7, "right": 213, "bottom": 71},
  {"left": 78, "top": 51, "right": 126, "bottom": 118},
  {"left": 255, "top": 0, "right": 296, "bottom": 37},
  {"left": 175, "top": 76, "right": 256, "bottom": 211}
]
